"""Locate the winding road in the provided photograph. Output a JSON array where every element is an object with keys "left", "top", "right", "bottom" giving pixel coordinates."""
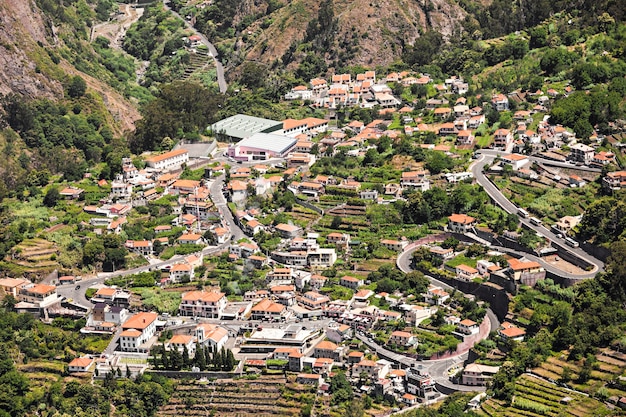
[
  {"left": 163, "top": 0, "right": 228, "bottom": 93},
  {"left": 471, "top": 150, "right": 604, "bottom": 279}
]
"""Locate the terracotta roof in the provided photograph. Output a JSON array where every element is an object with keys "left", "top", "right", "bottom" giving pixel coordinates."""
[
  {"left": 25, "top": 284, "right": 56, "bottom": 294},
  {"left": 459, "top": 319, "right": 477, "bottom": 326},
  {"left": 169, "top": 334, "right": 194, "bottom": 344},
  {"left": 182, "top": 291, "right": 225, "bottom": 302},
  {"left": 508, "top": 258, "right": 542, "bottom": 270},
  {"left": 69, "top": 357, "right": 93, "bottom": 368},
  {"left": 145, "top": 149, "right": 188, "bottom": 163},
  {"left": 315, "top": 340, "right": 338, "bottom": 351},
  {"left": 448, "top": 214, "right": 475, "bottom": 224},
  {"left": 122, "top": 312, "right": 158, "bottom": 330}
]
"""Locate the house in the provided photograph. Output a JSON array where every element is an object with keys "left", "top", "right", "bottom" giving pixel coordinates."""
[
  {"left": 400, "top": 171, "right": 430, "bottom": 191},
  {"left": 447, "top": 213, "right": 476, "bottom": 233},
  {"left": 68, "top": 357, "right": 93, "bottom": 373},
  {"left": 275, "top": 223, "right": 303, "bottom": 238},
  {"left": 340, "top": 275, "right": 363, "bottom": 290},
  {"left": 507, "top": 258, "right": 545, "bottom": 287},
  {"left": 347, "top": 350, "right": 364, "bottom": 365},
  {"left": 177, "top": 233, "right": 204, "bottom": 245},
  {"left": 493, "top": 129, "right": 513, "bottom": 149},
  {"left": 296, "top": 373, "right": 322, "bottom": 386},
  {"left": 18, "top": 284, "right": 60, "bottom": 308},
  {"left": 457, "top": 319, "right": 479, "bottom": 335},
  {"left": 250, "top": 298, "right": 288, "bottom": 321},
  {"left": 498, "top": 322, "right": 526, "bottom": 342},
  {"left": 169, "top": 263, "right": 193, "bottom": 283},
  {"left": 389, "top": 330, "right": 416, "bottom": 347},
  {"left": 603, "top": 170, "right": 626, "bottom": 191},
  {"left": 59, "top": 187, "right": 84, "bottom": 200},
  {"left": 592, "top": 151, "right": 615, "bottom": 166},
  {"left": 552, "top": 215, "right": 582, "bottom": 235},
  {"left": 491, "top": 94, "right": 509, "bottom": 111},
  {"left": 429, "top": 246, "right": 453, "bottom": 259},
  {"left": 462, "top": 363, "right": 500, "bottom": 386},
  {"left": 313, "top": 340, "right": 342, "bottom": 361},
  {"left": 179, "top": 291, "right": 226, "bottom": 319},
  {"left": 353, "top": 359, "right": 387, "bottom": 380},
  {"left": 456, "top": 264, "right": 479, "bottom": 281},
  {"left": 300, "top": 291, "right": 330, "bottom": 310},
  {"left": 424, "top": 286, "right": 449, "bottom": 305},
  {"left": 111, "top": 181, "right": 132, "bottom": 198},
  {"left": 501, "top": 153, "right": 529, "bottom": 170},
  {"left": 406, "top": 368, "right": 437, "bottom": 400},
  {"left": 145, "top": 149, "right": 189, "bottom": 171},
  {"left": 476, "top": 259, "right": 499, "bottom": 277},
  {"left": 119, "top": 312, "right": 158, "bottom": 353},
  {"left": 125, "top": 240, "right": 153, "bottom": 256},
  {"left": 380, "top": 239, "right": 408, "bottom": 252},
  {"left": 0, "top": 278, "right": 29, "bottom": 298},
  {"left": 406, "top": 305, "right": 436, "bottom": 326},
  {"left": 167, "top": 334, "right": 196, "bottom": 356},
  {"left": 438, "top": 122, "right": 457, "bottom": 136},
  {"left": 327, "top": 232, "right": 350, "bottom": 246},
  {"left": 570, "top": 143, "right": 595, "bottom": 164},
  {"left": 402, "top": 393, "right": 419, "bottom": 406},
  {"left": 468, "top": 115, "right": 485, "bottom": 129},
  {"left": 456, "top": 130, "right": 474, "bottom": 145}
]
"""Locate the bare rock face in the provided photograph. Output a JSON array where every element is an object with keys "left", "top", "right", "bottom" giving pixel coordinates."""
[
  {"left": 238, "top": 0, "right": 466, "bottom": 70},
  {"left": 0, "top": 0, "right": 63, "bottom": 98}
]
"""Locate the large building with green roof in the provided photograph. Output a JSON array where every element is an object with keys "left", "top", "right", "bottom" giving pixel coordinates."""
[{"left": 210, "top": 114, "right": 283, "bottom": 142}]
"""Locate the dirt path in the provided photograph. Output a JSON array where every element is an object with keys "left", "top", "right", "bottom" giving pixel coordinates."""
[{"left": 91, "top": 4, "right": 143, "bottom": 48}]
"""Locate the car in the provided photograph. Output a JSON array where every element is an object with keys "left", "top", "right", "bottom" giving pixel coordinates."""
[{"left": 75, "top": 285, "right": 81, "bottom": 290}]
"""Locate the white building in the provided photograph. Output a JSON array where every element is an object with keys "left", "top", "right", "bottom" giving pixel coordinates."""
[
  {"left": 145, "top": 149, "right": 189, "bottom": 171},
  {"left": 119, "top": 312, "right": 158, "bottom": 353}
]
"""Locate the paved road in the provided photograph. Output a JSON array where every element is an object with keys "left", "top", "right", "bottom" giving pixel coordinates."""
[
  {"left": 471, "top": 150, "right": 604, "bottom": 279},
  {"left": 163, "top": 1, "right": 227, "bottom": 93}
]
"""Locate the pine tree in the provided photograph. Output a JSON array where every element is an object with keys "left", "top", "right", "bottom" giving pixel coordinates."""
[
  {"left": 161, "top": 343, "right": 169, "bottom": 370},
  {"left": 196, "top": 344, "right": 206, "bottom": 371},
  {"left": 126, "top": 365, "right": 131, "bottom": 378},
  {"left": 204, "top": 345, "right": 212, "bottom": 369},
  {"left": 182, "top": 345, "right": 190, "bottom": 369}
]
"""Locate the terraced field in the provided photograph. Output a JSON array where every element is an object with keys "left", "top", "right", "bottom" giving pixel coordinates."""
[
  {"left": 478, "top": 374, "right": 613, "bottom": 417},
  {"left": 157, "top": 375, "right": 311, "bottom": 417},
  {"left": 8, "top": 238, "right": 60, "bottom": 277}
]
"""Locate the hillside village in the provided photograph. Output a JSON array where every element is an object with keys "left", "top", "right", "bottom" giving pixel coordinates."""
[{"left": 1, "top": 63, "right": 623, "bottom": 413}]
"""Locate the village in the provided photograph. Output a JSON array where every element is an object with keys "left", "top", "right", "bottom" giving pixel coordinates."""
[{"left": 0, "top": 67, "right": 619, "bottom": 411}]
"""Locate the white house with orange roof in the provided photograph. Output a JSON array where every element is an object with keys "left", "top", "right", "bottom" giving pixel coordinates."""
[
  {"left": 250, "top": 298, "right": 288, "bottom": 321},
  {"left": 447, "top": 213, "right": 476, "bottom": 233},
  {"left": 456, "top": 264, "right": 479, "bottom": 282},
  {"left": 119, "top": 312, "right": 158, "bottom": 352},
  {"left": 491, "top": 94, "right": 509, "bottom": 111},
  {"left": 179, "top": 291, "right": 226, "bottom": 318},
  {"left": 195, "top": 323, "right": 228, "bottom": 352},
  {"left": 498, "top": 322, "right": 526, "bottom": 342},
  {"left": 167, "top": 334, "right": 196, "bottom": 356},
  {"left": 0, "top": 278, "right": 29, "bottom": 298},
  {"left": 424, "top": 285, "right": 449, "bottom": 305},
  {"left": 400, "top": 170, "right": 430, "bottom": 191},
  {"left": 506, "top": 258, "right": 545, "bottom": 287},
  {"left": 68, "top": 357, "right": 94, "bottom": 373},
  {"left": 313, "top": 340, "right": 343, "bottom": 361},
  {"left": 493, "top": 129, "right": 513, "bottom": 150},
  {"left": 125, "top": 240, "right": 153, "bottom": 256},
  {"left": 389, "top": 330, "right": 417, "bottom": 347},
  {"left": 353, "top": 359, "right": 388, "bottom": 380},
  {"left": 169, "top": 263, "right": 193, "bottom": 283},
  {"left": 18, "top": 284, "right": 59, "bottom": 308},
  {"left": 457, "top": 319, "right": 479, "bottom": 335},
  {"left": 145, "top": 149, "right": 189, "bottom": 171},
  {"left": 177, "top": 232, "right": 204, "bottom": 245},
  {"left": 380, "top": 239, "right": 409, "bottom": 252},
  {"left": 340, "top": 275, "right": 363, "bottom": 290},
  {"left": 501, "top": 153, "right": 529, "bottom": 170}
]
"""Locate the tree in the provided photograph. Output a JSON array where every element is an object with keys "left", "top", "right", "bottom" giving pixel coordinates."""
[
  {"left": 331, "top": 216, "right": 343, "bottom": 229},
  {"left": 68, "top": 76, "right": 87, "bottom": 98},
  {"left": 43, "top": 187, "right": 60, "bottom": 207}
]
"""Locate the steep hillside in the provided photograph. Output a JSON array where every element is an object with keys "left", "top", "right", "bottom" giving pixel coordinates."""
[
  {"left": 0, "top": 0, "right": 140, "bottom": 134},
  {"left": 0, "top": 1, "right": 62, "bottom": 98},
  {"left": 185, "top": 0, "right": 466, "bottom": 75}
]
